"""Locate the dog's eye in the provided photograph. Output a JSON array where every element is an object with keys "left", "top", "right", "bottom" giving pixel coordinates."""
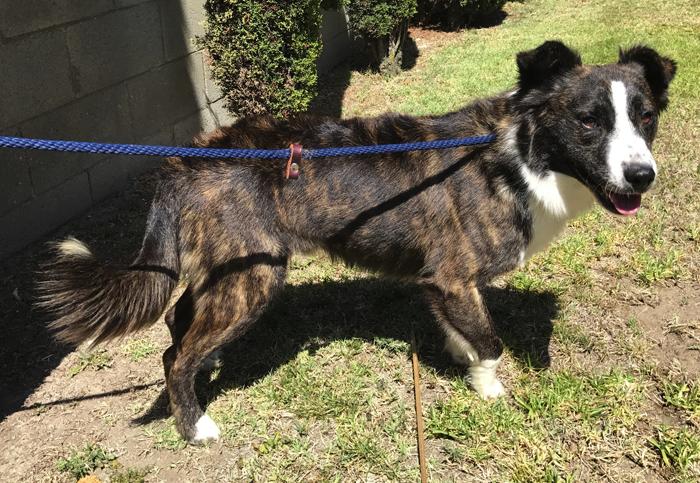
[
  {"left": 580, "top": 116, "right": 597, "bottom": 129},
  {"left": 641, "top": 111, "right": 655, "bottom": 126}
]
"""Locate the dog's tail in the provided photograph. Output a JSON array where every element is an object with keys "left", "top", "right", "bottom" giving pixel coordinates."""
[{"left": 37, "top": 186, "right": 180, "bottom": 346}]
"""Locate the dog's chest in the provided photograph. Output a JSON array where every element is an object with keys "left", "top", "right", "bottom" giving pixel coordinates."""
[{"left": 521, "top": 169, "right": 595, "bottom": 262}]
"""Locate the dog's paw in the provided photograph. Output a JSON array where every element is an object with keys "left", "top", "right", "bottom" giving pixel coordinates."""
[
  {"left": 468, "top": 358, "right": 506, "bottom": 399},
  {"left": 471, "top": 377, "right": 506, "bottom": 399},
  {"left": 191, "top": 414, "right": 221, "bottom": 444}
]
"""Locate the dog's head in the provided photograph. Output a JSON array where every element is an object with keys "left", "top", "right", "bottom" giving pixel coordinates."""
[{"left": 514, "top": 41, "right": 676, "bottom": 215}]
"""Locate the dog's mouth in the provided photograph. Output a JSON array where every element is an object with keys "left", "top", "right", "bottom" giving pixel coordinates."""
[
  {"left": 608, "top": 192, "right": 642, "bottom": 216},
  {"left": 586, "top": 180, "right": 645, "bottom": 216}
]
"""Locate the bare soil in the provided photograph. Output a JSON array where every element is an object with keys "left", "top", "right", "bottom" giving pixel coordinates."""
[{"left": 1, "top": 166, "right": 698, "bottom": 481}]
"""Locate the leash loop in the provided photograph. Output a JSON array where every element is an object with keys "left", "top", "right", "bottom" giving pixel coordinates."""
[{"left": 285, "top": 143, "right": 302, "bottom": 179}]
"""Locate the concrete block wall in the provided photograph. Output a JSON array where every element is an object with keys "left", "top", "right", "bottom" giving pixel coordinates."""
[
  {"left": 0, "top": 0, "right": 237, "bottom": 258},
  {"left": 317, "top": 8, "right": 359, "bottom": 74},
  {"left": 0, "top": 2, "right": 352, "bottom": 258}
]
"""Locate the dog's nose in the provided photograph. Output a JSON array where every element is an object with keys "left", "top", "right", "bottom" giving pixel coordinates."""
[{"left": 624, "top": 163, "right": 656, "bottom": 192}]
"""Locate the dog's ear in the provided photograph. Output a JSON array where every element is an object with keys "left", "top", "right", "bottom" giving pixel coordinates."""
[
  {"left": 619, "top": 45, "right": 677, "bottom": 110},
  {"left": 516, "top": 41, "right": 582, "bottom": 93}
]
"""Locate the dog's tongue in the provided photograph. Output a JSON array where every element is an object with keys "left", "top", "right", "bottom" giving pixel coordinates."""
[{"left": 610, "top": 193, "right": 642, "bottom": 215}]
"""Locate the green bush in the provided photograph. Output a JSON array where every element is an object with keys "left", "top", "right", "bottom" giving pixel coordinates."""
[
  {"left": 342, "top": 0, "right": 417, "bottom": 38},
  {"left": 416, "top": 0, "right": 507, "bottom": 29},
  {"left": 335, "top": 0, "right": 418, "bottom": 74},
  {"left": 200, "top": 0, "right": 323, "bottom": 118}
]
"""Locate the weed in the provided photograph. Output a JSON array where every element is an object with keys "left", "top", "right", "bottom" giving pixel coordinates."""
[
  {"left": 626, "top": 316, "right": 643, "bottom": 336},
  {"left": 144, "top": 420, "right": 187, "bottom": 450},
  {"left": 111, "top": 466, "right": 150, "bottom": 483},
  {"left": 67, "top": 350, "right": 112, "bottom": 377},
  {"left": 662, "top": 380, "right": 700, "bottom": 414},
  {"left": 633, "top": 249, "right": 683, "bottom": 285},
  {"left": 649, "top": 426, "right": 700, "bottom": 473},
  {"left": 122, "top": 338, "right": 159, "bottom": 362},
  {"left": 56, "top": 443, "right": 116, "bottom": 479}
]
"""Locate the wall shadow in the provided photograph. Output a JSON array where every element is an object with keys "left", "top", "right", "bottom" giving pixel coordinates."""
[
  {"left": 0, "top": 173, "right": 159, "bottom": 422},
  {"left": 413, "top": 6, "right": 508, "bottom": 32},
  {"left": 309, "top": 62, "right": 353, "bottom": 118},
  {"left": 0, "top": 0, "right": 205, "bottom": 422}
]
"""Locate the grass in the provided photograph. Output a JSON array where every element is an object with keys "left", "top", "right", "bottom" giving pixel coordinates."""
[
  {"left": 122, "top": 337, "right": 160, "bottom": 362},
  {"left": 662, "top": 380, "right": 700, "bottom": 419},
  {"left": 649, "top": 426, "right": 700, "bottom": 474},
  {"left": 144, "top": 420, "right": 188, "bottom": 451},
  {"left": 67, "top": 349, "right": 113, "bottom": 377},
  {"left": 36, "top": 0, "right": 695, "bottom": 480},
  {"left": 56, "top": 443, "right": 116, "bottom": 479},
  {"left": 140, "top": 1, "right": 698, "bottom": 479}
]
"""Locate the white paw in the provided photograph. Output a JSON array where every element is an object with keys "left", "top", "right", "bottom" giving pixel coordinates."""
[
  {"left": 471, "top": 377, "right": 506, "bottom": 399},
  {"left": 468, "top": 358, "right": 506, "bottom": 399},
  {"left": 192, "top": 414, "right": 220, "bottom": 443}
]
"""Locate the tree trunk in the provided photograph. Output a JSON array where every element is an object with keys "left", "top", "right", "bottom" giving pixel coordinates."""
[{"left": 366, "top": 19, "right": 409, "bottom": 75}]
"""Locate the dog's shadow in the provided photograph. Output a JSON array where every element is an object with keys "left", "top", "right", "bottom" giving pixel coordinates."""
[{"left": 135, "top": 278, "right": 557, "bottom": 424}]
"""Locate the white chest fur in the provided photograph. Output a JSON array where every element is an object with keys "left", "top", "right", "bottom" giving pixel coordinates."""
[{"left": 520, "top": 167, "right": 595, "bottom": 261}]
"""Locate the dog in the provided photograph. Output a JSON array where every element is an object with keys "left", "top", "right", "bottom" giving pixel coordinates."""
[{"left": 38, "top": 41, "right": 676, "bottom": 443}]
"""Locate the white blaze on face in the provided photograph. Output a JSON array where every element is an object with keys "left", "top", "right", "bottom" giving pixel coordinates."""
[{"left": 607, "top": 80, "right": 657, "bottom": 189}]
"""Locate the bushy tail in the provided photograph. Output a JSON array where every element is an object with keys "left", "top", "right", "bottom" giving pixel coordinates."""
[{"left": 37, "top": 190, "right": 180, "bottom": 346}]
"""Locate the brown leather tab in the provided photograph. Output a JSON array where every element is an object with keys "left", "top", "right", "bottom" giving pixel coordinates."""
[{"left": 285, "top": 143, "right": 302, "bottom": 180}]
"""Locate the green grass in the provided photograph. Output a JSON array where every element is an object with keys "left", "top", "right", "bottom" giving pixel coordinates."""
[
  {"left": 663, "top": 380, "right": 700, "bottom": 418},
  {"left": 67, "top": 349, "right": 113, "bottom": 377},
  {"left": 122, "top": 337, "right": 159, "bottom": 362},
  {"left": 56, "top": 443, "right": 116, "bottom": 479},
  {"left": 649, "top": 426, "right": 700, "bottom": 474},
  {"left": 144, "top": 419, "right": 188, "bottom": 451},
  {"left": 134, "top": 1, "right": 699, "bottom": 480}
]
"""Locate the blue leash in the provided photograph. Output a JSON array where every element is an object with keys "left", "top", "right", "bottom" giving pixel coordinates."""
[{"left": 0, "top": 134, "right": 496, "bottom": 159}]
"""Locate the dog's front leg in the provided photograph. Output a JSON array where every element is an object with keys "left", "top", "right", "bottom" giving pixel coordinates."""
[{"left": 425, "top": 283, "right": 505, "bottom": 399}]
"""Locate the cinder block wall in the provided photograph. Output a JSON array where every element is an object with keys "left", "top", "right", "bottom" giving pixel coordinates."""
[
  {"left": 0, "top": 1, "right": 353, "bottom": 259},
  {"left": 317, "top": 8, "right": 357, "bottom": 75},
  {"left": 0, "top": 0, "right": 240, "bottom": 258}
]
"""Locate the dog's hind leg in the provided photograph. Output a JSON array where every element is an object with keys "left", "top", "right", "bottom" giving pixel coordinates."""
[
  {"left": 425, "top": 283, "right": 505, "bottom": 399},
  {"left": 164, "top": 259, "right": 286, "bottom": 443},
  {"left": 163, "top": 287, "right": 194, "bottom": 381}
]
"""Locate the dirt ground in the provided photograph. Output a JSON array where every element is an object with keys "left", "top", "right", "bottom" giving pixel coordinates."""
[
  {"left": 2, "top": 7, "right": 699, "bottom": 481},
  {"left": 1, "top": 172, "right": 698, "bottom": 482}
]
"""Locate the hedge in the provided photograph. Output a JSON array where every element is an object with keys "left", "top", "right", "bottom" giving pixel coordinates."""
[
  {"left": 338, "top": 0, "right": 417, "bottom": 74},
  {"left": 416, "top": 0, "right": 508, "bottom": 30},
  {"left": 199, "top": 0, "right": 322, "bottom": 118}
]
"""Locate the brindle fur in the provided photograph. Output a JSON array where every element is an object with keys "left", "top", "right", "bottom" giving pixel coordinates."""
[{"left": 37, "top": 41, "right": 675, "bottom": 441}]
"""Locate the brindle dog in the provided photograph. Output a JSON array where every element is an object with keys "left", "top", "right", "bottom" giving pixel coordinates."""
[{"left": 38, "top": 41, "right": 676, "bottom": 442}]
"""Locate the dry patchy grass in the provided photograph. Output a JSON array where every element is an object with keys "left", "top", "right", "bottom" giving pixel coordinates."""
[{"left": 1, "top": 0, "right": 698, "bottom": 481}]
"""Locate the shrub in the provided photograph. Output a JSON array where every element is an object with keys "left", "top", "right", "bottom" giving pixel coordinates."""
[
  {"left": 200, "top": 0, "right": 323, "bottom": 118},
  {"left": 416, "top": 0, "right": 507, "bottom": 30},
  {"left": 337, "top": 0, "right": 418, "bottom": 74}
]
